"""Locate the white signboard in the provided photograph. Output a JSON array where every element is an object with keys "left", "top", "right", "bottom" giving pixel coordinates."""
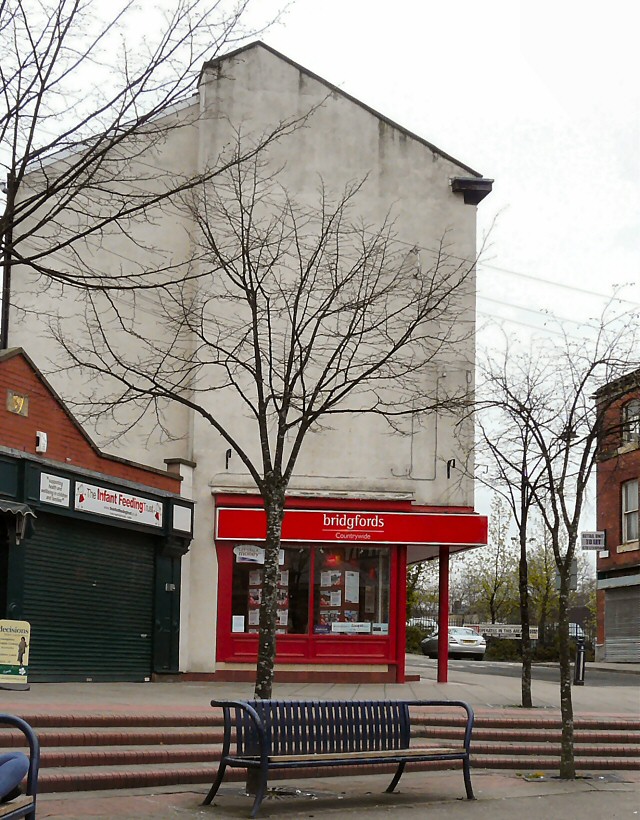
[
  {"left": 74, "top": 482, "right": 163, "bottom": 527},
  {"left": 581, "top": 531, "right": 606, "bottom": 550},
  {"left": 234, "top": 545, "right": 285, "bottom": 564},
  {"left": 39, "top": 473, "right": 70, "bottom": 507},
  {"left": 475, "top": 623, "right": 539, "bottom": 639},
  {"left": 331, "top": 622, "right": 371, "bottom": 634}
]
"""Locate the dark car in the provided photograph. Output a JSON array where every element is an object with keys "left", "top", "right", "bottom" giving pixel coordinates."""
[{"left": 421, "top": 626, "right": 486, "bottom": 660}]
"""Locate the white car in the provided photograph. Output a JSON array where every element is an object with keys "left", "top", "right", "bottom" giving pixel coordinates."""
[{"left": 421, "top": 626, "right": 486, "bottom": 660}]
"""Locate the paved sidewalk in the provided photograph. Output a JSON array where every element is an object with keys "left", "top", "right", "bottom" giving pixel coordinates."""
[
  {"left": 2, "top": 658, "right": 638, "bottom": 818},
  {"left": 34, "top": 769, "right": 640, "bottom": 819},
  {"left": 2, "top": 658, "right": 639, "bottom": 717}
]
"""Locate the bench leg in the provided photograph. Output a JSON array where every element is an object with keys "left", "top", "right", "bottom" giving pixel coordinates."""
[
  {"left": 462, "top": 757, "right": 475, "bottom": 800},
  {"left": 202, "top": 760, "right": 228, "bottom": 806},
  {"left": 249, "top": 762, "right": 269, "bottom": 818},
  {"left": 385, "top": 761, "right": 406, "bottom": 793}
]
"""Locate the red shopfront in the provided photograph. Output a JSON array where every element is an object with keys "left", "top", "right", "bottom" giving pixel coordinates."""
[{"left": 214, "top": 495, "right": 487, "bottom": 683}]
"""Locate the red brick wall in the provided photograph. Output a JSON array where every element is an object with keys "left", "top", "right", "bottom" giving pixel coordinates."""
[{"left": 0, "top": 352, "right": 180, "bottom": 493}]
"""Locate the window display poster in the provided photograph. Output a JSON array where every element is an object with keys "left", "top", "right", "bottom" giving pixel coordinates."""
[
  {"left": 344, "top": 609, "right": 359, "bottom": 622},
  {"left": 279, "top": 570, "right": 289, "bottom": 587},
  {"left": 248, "top": 588, "right": 262, "bottom": 606},
  {"left": 345, "top": 571, "right": 360, "bottom": 604},
  {"left": 248, "top": 609, "right": 260, "bottom": 626},
  {"left": 249, "top": 570, "right": 262, "bottom": 586},
  {"left": 232, "top": 615, "right": 245, "bottom": 633},
  {"left": 319, "top": 590, "right": 342, "bottom": 607},
  {"left": 320, "top": 570, "right": 342, "bottom": 587},
  {"left": 277, "top": 609, "right": 289, "bottom": 627},
  {"left": 365, "top": 586, "right": 375, "bottom": 613},
  {"left": 277, "top": 589, "right": 289, "bottom": 607},
  {"left": 319, "top": 609, "right": 340, "bottom": 624}
]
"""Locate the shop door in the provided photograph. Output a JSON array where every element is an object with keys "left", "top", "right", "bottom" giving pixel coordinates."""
[
  {"left": 605, "top": 586, "right": 640, "bottom": 663},
  {"left": 23, "top": 513, "right": 155, "bottom": 681}
]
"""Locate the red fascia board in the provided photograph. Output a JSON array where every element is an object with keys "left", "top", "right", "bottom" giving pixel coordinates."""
[{"left": 215, "top": 506, "right": 488, "bottom": 547}]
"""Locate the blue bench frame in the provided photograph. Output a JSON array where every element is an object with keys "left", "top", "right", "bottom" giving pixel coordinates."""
[
  {"left": 0, "top": 714, "right": 40, "bottom": 820},
  {"left": 203, "top": 699, "right": 475, "bottom": 817}
]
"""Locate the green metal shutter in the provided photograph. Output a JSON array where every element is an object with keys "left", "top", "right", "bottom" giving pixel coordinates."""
[{"left": 23, "top": 513, "right": 155, "bottom": 681}]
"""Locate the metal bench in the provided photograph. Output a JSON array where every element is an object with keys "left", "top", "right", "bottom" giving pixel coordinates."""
[
  {"left": 0, "top": 714, "right": 39, "bottom": 820},
  {"left": 203, "top": 699, "right": 475, "bottom": 817}
]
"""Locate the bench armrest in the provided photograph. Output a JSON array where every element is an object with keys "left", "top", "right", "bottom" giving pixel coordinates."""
[
  {"left": 407, "top": 700, "right": 474, "bottom": 752},
  {"left": 210, "top": 699, "right": 269, "bottom": 761},
  {"left": 0, "top": 713, "right": 40, "bottom": 798}
]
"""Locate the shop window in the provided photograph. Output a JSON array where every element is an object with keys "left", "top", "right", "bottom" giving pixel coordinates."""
[
  {"left": 313, "top": 546, "right": 390, "bottom": 635},
  {"left": 231, "top": 546, "right": 310, "bottom": 634},
  {"left": 622, "top": 399, "right": 640, "bottom": 443},
  {"left": 622, "top": 479, "right": 639, "bottom": 543}
]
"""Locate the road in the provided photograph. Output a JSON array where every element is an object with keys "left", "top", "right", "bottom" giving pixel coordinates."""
[{"left": 405, "top": 654, "right": 640, "bottom": 687}]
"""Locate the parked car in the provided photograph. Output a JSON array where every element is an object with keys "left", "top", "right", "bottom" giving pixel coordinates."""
[
  {"left": 407, "top": 617, "right": 437, "bottom": 633},
  {"left": 421, "top": 626, "right": 486, "bottom": 660}
]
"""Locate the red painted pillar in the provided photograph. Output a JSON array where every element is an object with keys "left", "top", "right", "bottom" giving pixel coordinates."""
[
  {"left": 396, "top": 545, "right": 407, "bottom": 683},
  {"left": 437, "top": 545, "right": 450, "bottom": 683}
]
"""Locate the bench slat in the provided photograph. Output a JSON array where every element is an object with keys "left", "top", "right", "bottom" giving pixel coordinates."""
[
  {"left": 0, "top": 796, "right": 34, "bottom": 818},
  {"left": 229, "top": 746, "right": 463, "bottom": 764}
]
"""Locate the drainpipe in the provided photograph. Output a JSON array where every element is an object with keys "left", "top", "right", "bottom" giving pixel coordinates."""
[{"left": 1, "top": 172, "right": 15, "bottom": 350}]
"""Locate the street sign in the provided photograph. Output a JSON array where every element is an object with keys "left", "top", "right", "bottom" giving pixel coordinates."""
[{"left": 581, "top": 531, "right": 606, "bottom": 550}]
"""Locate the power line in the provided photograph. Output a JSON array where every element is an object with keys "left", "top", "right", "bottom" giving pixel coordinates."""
[{"left": 476, "top": 262, "right": 640, "bottom": 306}]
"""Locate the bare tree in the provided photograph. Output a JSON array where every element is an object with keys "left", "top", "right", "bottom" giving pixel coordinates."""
[
  {"left": 52, "top": 158, "right": 478, "bottom": 699},
  {"left": 0, "top": 0, "right": 295, "bottom": 346},
  {"left": 474, "top": 309, "right": 639, "bottom": 777},
  {"left": 455, "top": 494, "right": 518, "bottom": 623}
]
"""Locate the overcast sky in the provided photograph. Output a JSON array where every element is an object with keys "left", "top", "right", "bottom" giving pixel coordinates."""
[
  {"left": 250, "top": 0, "right": 639, "bottom": 530},
  {"left": 255, "top": 0, "right": 639, "bottom": 337}
]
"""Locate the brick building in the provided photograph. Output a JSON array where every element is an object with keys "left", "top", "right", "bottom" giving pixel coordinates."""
[
  {"left": 0, "top": 349, "right": 194, "bottom": 681},
  {"left": 594, "top": 368, "right": 640, "bottom": 662}
]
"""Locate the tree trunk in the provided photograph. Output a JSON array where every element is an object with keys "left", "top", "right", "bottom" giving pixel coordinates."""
[
  {"left": 557, "top": 565, "right": 576, "bottom": 778},
  {"left": 253, "top": 483, "right": 286, "bottom": 700},
  {"left": 518, "top": 541, "right": 533, "bottom": 708}
]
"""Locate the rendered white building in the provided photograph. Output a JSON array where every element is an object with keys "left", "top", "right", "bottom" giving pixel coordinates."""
[{"left": 6, "top": 43, "right": 492, "bottom": 682}]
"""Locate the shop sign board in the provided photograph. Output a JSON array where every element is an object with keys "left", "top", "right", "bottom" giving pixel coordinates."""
[
  {"left": 75, "top": 481, "right": 163, "bottom": 527},
  {"left": 217, "top": 507, "right": 487, "bottom": 546},
  {"left": 40, "top": 472, "right": 71, "bottom": 507},
  {"left": 0, "top": 620, "right": 30, "bottom": 688}
]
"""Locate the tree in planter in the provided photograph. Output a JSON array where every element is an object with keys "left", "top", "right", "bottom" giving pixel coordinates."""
[
  {"left": 52, "top": 158, "right": 479, "bottom": 699},
  {"left": 474, "top": 312, "right": 639, "bottom": 778},
  {"left": 1, "top": 0, "right": 292, "bottom": 345}
]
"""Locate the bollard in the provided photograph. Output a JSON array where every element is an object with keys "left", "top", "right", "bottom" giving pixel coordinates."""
[{"left": 573, "top": 637, "right": 586, "bottom": 686}]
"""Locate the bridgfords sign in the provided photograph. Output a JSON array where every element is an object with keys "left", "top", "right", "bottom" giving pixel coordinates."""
[{"left": 216, "top": 506, "right": 487, "bottom": 546}]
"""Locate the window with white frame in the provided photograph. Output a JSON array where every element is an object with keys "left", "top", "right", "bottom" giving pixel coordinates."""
[
  {"left": 622, "top": 479, "right": 639, "bottom": 543},
  {"left": 622, "top": 399, "right": 640, "bottom": 443}
]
